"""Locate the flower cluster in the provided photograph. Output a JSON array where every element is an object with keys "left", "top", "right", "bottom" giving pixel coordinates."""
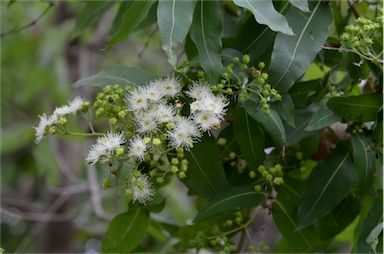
[
  {"left": 85, "top": 132, "right": 126, "bottom": 165},
  {"left": 125, "top": 172, "right": 155, "bottom": 205},
  {"left": 34, "top": 97, "right": 86, "bottom": 143}
]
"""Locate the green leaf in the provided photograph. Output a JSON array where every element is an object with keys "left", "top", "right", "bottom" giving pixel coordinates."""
[
  {"left": 233, "top": 0, "right": 293, "bottom": 35},
  {"left": 194, "top": 185, "right": 264, "bottom": 222},
  {"left": 190, "top": 0, "right": 224, "bottom": 83},
  {"left": 243, "top": 100, "right": 286, "bottom": 147},
  {"left": 233, "top": 105, "right": 265, "bottom": 169},
  {"left": 102, "top": 206, "right": 149, "bottom": 253},
  {"left": 327, "top": 93, "right": 382, "bottom": 122},
  {"left": 109, "top": 1, "right": 133, "bottom": 36},
  {"left": 272, "top": 94, "right": 296, "bottom": 127},
  {"left": 107, "top": 1, "right": 155, "bottom": 48},
  {"left": 73, "top": 65, "right": 154, "bottom": 88},
  {"left": 298, "top": 143, "right": 355, "bottom": 228},
  {"left": 289, "top": 0, "right": 309, "bottom": 12},
  {"left": 304, "top": 107, "right": 341, "bottom": 131},
  {"left": 184, "top": 135, "right": 228, "bottom": 199},
  {"left": 73, "top": 1, "right": 114, "bottom": 37},
  {"left": 269, "top": 1, "right": 332, "bottom": 91},
  {"left": 351, "top": 134, "right": 375, "bottom": 187},
  {"left": 157, "top": 0, "right": 197, "bottom": 67}
]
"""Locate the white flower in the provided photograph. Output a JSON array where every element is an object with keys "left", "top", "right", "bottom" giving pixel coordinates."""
[
  {"left": 131, "top": 175, "right": 154, "bottom": 204},
  {"left": 126, "top": 88, "right": 148, "bottom": 111},
  {"left": 144, "top": 83, "right": 163, "bottom": 102},
  {"left": 168, "top": 118, "right": 201, "bottom": 150},
  {"left": 53, "top": 96, "right": 84, "bottom": 117},
  {"left": 128, "top": 136, "right": 147, "bottom": 161},
  {"left": 134, "top": 111, "right": 158, "bottom": 133},
  {"left": 186, "top": 82, "right": 212, "bottom": 99},
  {"left": 154, "top": 103, "right": 176, "bottom": 123},
  {"left": 157, "top": 76, "right": 182, "bottom": 97},
  {"left": 193, "top": 111, "right": 221, "bottom": 131},
  {"left": 194, "top": 94, "right": 228, "bottom": 116},
  {"left": 34, "top": 114, "right": 58, "bottom": 143},
  {"left": 85, "top": 132, "right": 126, "bottom": 165}
]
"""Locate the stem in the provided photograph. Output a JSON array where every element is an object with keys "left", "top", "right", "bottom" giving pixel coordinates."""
[
  {"left": 236, "top": 229, "right": 246, "bottom": 253},
  {"left": 64, "top": 131, "right": 103, "bottom": 137}
]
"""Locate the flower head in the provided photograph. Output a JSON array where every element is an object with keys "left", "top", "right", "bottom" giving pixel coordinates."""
[
  {"left": 126, "top": 88, "right": 148, "bottom": 112},
  {"left": 53, "top": 96, "right": 85, "bottom": 117},
  {"left": 154, "top": 103, "right": 176, "bottom": 124},
  {"left": 168, "top": 117, "right": 201, "bottom": 150},
  {"left": 186, "top": 82, "right": 212, "bottom": 99},
  {"left": 34, "top": 114, "right": 58, "bottom": 143},
  {"left": 85, "top": 132, "right": 126, "bottom": 164},
  {"left": 134, "top": 111, "right": 158, "bottom": 133},
  {"left": 131, "top": 175, "right": 154, "bottom": 204},
  {"left": 157, "top": 76, "right": 182, "bottom": 97},
  {"left": 128, "top": 135, "right": 147, "bottom": 161},
  {"left": 144, "top": 83, "right": 163, "bottom": 102},
  {"left": 193, "top": 111, "right": 221, "bottom": 131}
]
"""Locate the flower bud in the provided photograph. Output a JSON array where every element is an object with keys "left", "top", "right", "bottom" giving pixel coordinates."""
[{"left": 217, "top": 138, "right": 227, "bottom": 146}]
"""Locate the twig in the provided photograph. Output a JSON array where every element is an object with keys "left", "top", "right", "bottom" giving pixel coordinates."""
[
  {"left": 1, "top": 2, "right": 54, "bottom": 38},
  {"left": 237, "top": 229, "right": 247, "bottom": 253},
  {"left": 1, "top": 207, "right": 72, "bottom": 222},
  {"left": 138, "top": 26, "right": 158, "bottom": 58},
  {"left": 347, "top": 0, "right": 360, "bottom": 18}
]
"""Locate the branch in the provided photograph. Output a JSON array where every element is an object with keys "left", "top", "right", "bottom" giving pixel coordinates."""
[
  {"left": 138, "top": 26, "right": 158, "bottom": 58},
  {"left": 1, "top": 2, "right": 54, "bottom": 38},
  {"left": 1, "top": 207, "right": 72, "bottom": 222}
]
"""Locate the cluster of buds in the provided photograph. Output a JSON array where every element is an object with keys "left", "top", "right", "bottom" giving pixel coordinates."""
[{"left": 251, "top": 164, "right": 284, "bottom": 192}]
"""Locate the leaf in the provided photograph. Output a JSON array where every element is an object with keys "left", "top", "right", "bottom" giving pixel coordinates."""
[
  {"left": 269, "top": 1, "right": 332, "bottom": 91},
  {"left": 102, "top": 206, "right": 149, "bottom": 253},
  {"left": 184, "top": 135, "right": 228, "bottom": 199},
  {"left": 73, "top": 1, "right": 114, "bottom": 37},
  {"left": 327, "top": 93, "right": 382, "bottom": 122},
  {"left": 366, "top": 223, "right": 383, "bottom": 254},
  {"left": 233, "top": 0, "right": 293, "bottom": 35},
  {"left": 107, "top": 1, "right": 155, "bottom": 48},
  {"left": 109, "top": 1, "right": 133, "bottom": 36},
  {"left": 272, "top": 94, "right": 296, "bottom": 127},
  {"left": 304, "top": 107, "right": 341, "bottom": 131},
  {"left": 157, "top": 0, "right": 197, "bottom": 67},
  {"left": 233, "top": 105, "right": 265, "bottom": 169},
  {"left": 289, "top": 0, "right": 309, "bottom": 12},
  {"left": 285, "top": 110, "right": 315, "bottom": 147},
  {"left": 351, "top": 134, "right": 375, "bottom": 187},
  {"left": 243, "top": 100, "right": 286, "bottom": 147},
  {"left": 298, "top": 143, "right": 355, "bottom": 228},
  {"left": 73, "top": 65, "right": 154, "bottom": 88},
  {"left": 190, "top": 0, "right": 224, "bottom": 83},
  {"left": 194, "top": 185, "right": 264, "bottom": 222}
]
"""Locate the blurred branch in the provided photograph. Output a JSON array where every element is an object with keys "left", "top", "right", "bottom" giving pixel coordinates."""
[
  {"left": 1, "top": 2, "right": 55, "bottom": 38},
  {"left": 138, "top": 26, "right": 158, "bottom": 58},
  {"left": 1, "top": 207, "right": 72, "bottom": 222}
]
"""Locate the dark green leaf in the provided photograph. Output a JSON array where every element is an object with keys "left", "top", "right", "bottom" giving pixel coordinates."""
[
  {"left": 233, "top": 105, "right": 265, "bottom": 169},
  {"left": 327, "top": 93, "right": 382, "bottom": 122},
  {"left": 269, "top": 1, "right": 332, "bottom": 91},
  {"left": 184, "top": 135, "right": 228, "bottom": 199},
  {"left": 102, "top": 206, "right": 149, "bottom": 253},
  {"left": 289, "top": 79, "right": 322, "bottom": 108},
  {"left": 351, "top": 134, "right": 375, "bottom": 187},
  {"left": 304, "top": 107, "right": 341, "bottom": 131},
  {"left": 285, "top": 110, "right": 316, "bottom": 147},
  {"left": 233, "top": 0, "right": 293, "bottom": 35},
  {"left": 190, "top": 0, "right": 224, "bottom": 83},
  {"left": 109, "top": 1, "right": 133, "bottom": 36},
  {"left": 194, "top": 185, "right": 264, "bottom": 222},
  {"left": 289, "top": 0, "right": 309, "bottom": 12},
  {"left": 298, "top": 143, "right": 355, "bottom": 227},
  {"left": 272, "top": 94, "right": 296, "bottom": 127},
  {"left": 107, "top": 1, "right": 155, "bottom": 48},
  {"left": 73, "top": 65, "right": 154, "bottom": 88},
  {"left": 73, "top": 1, "right": 114, "bottom": 37},
  {"left": 157, "top": 0, "right": 197, "bottom": 67},
  {"left": 243, "top": 100, "right": 286, "bottom": 147}
]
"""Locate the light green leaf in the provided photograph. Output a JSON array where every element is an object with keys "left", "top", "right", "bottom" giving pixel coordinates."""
[
  {"left": 298, "top": 144, "right": 354, "bottom": 227},
  {"left": 102, "top": 206, "right": 149, "bottom": 253},
  {"left": 304, "top": 107, "right": 341, "bottom": 131},
  {"left": 157, "top": 0, "right": 197, "bottom": 67},
  {"left": 233, "top": 0, "right": 293, "bottom": 35},
  {"left": 233, "top": 105, "right": 265, "bottom": 169},
  {"left": 73, "top": 65, "right": 154, "bottom": 88},
  {"left": 190, "top": 0, "right": 224, "bottom": 83},
  {"left": 351, "top": 134, "right": 375, "bottom": 187},
  {"left": 327, "top": 93, "right": 382, "bottom": 122},
  {"left": 366, "top": 223, "right": 383, "bottom": 254},
  {"left": 243, "top": 100, "right": 286, "bottom": 147},
  {"left": 269, "top": 1, "right": 332, "bottom": 91},
  {"left": 194, "top": 185, "right": 264, "bottom": 222},
  {"left": 184, "top": 135, "right": 228, "bottom": 199},
  {"left": 289, "top": 0, "right": 309, "bottom": 12},
  {"left": 107, "top": 1, "right": 155, "bottom": 48},
  {"left": 272, "top": 94, "right": 296, "bottom": 127}
]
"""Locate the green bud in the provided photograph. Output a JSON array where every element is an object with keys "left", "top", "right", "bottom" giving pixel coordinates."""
[
  {"left": 242, "top": 54, "right": 250, "bottom": 64},
  {"left": 178, "top": 171, "right": 186, "bottom": 179},
  {"left": 115, "top": 147, "right": 124, "bottom": 156},
  {"left": 125, "top": 189, "right": 133, "bottom": 199},
  {"left": 261, "top": 73, "right": 269, "bottom": 80},
  {"left": 258, "top": 165, "right": 265, "bottom": 173},
  {"left": 156, "top": 177, "right": 164, "bottom": 184},
  {"left": 258, "top": 62, "right": 265, "bottom": 69},
  {"left": 264, "top": 84, "right": 271, "bottom": 91},
  {"left": 258, "top": 77, "right": 265, "bottom": 84},
  {"left": 133, "top": 170, "right": 142, "bottom": 177},
  {"left": 152, "top": 138, "right": 161, "bottom": 146},
  {"left": 171, "top": 158, "right": 179, "bottom": 165},
  {"left": 109, "top": 117, "right": 118, "bottom": 125},
  {"left": 240, "top": 63, "right": 248, "bottom": 70},
  {"left": 211, "top": 85, "right": 218, "bottom": 92},
  {"left": 197, "top": 71, "right": 205, "bottom": 78},
  {"left": 217, "top": 137, "right": 227, "bottom": 146},
  {"left": 118, "top": 110, "right": 127, "bottom": 118},
  {"left": 254, "top": 185, "right": 262, "bottom": 192},
  {"left": 222, "top": 72, "right": 229, "bottom": 79},
  {"left": 275, "top": 94, "right": 282, "bottom": 101},
  {"left": 296, "top": 152, "right": 303, "bottom": 160},
  {"left": 81, "top": 101, "right": 89, "bottom": 112},
  {"left": 226, "top": 88, "right": 233, "bottom": 94},
  {"left": 102, "top": 178, "right": 111, "bottom": 189},
  {"left": 239, "top": 95, "right": 247, "bottom": 103},
  {"left": 171, "top": 166, "right": 179, "bottom": 173},
  {"left": 218, "top": 84, "right": 224, "bottom": 90},
  {"left": 143, "top": 137, "right": 151, "bottom": 144},
  {"left": 249, "top": 170, "right": 256, "bottom": 178},
  {"left": 58, "top": 117, "right": 67, "bottom": 125},
  {"left": 49, "top": 126, "right": 56, "bottom": 134},
  {"left": 265, "top": 174, "right": 273, "bottom": 181},
  {"left": 233, "top": 56, "right": 240, "bottom": 63},
  {"left": 229, "top": 152, "right": 236, "bottom": 159},
  {"left": 263, "top": 89, "right": 270, "bottom": 96},
  {"left": 181, "top": 164, "right": 188, "bottom": 172},
  {"left": 270, "top": 166, "right": 277, "bottom": 174}
]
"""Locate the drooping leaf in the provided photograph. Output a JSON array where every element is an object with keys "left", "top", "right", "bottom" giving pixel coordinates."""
[
  {"left": 298, "top": 143, "right": 355, "bottom": 227},
  {"left": 73, "top": 1, "right": 115, "bottom": 37},
  {"left": 289, "top": 79, "right": 322, "bottom": 107},
  {"left": 272, "top": 94, "right": 296, "bottom": 127},
  {"left": 109, "top": 1, "right": 133, "bottom": 36},
  {"left": 157, "top": 0, "right": 197, "bottom": 67},
  {"left": 285, "top": 110, "right": 316, "bottom": 147},
  {"left": 73, "top": 65, "right": 154, "bottom": 88},
  {"left": 243, "top": 100, "right": 286, "bottom": 147},
  {"left": 102, "top": 206, "right": 149, "bottom": 253},
  {"left": 194, "top": 185, "right": 264, "bottom": 222},
  {"left": 233, "top": 105, "right": 265, "bottom": 169},
  {"left": 351, "top": 134, "right": 375, "bottom": 187},
  {"left": 190, "top": 0, "right": 224, "bottom": 83},
  {"left": 233, "top": 0, "right": 293, "bottom": 35},
  {"left": 184, "top": 135, "right": 228, "bottom": 199},
  {"left": 289, "top": 0, "right": 309, "bottom": 12},
  {"left": 269, "top": 1, "right": 332, "bottom": 91},
  {"left": 107, "top": 1, "right": 155, "bottom": 48},
  {"left": 327, "top": 93, "right": 382, "bottom": 122},
  {"left": 304, "top": 107, "right": 341, "bottom": 131}
]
